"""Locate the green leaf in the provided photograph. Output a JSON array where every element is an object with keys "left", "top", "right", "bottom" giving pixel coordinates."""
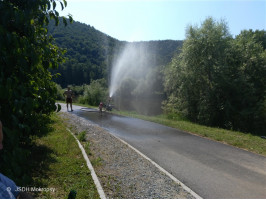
[
  {"left": 60, "top": 2, "right": 64, "bottom": 11},
  {"left": 68, "top": 14, "right": 73, "bottom": 23},
  {"left": 63, "top": 17, "right": 67, "bottom": 26},
  {"left": 53, "top": 1, "right": 56, "bottom": 10},
  {"left": 63, "top": 0, "right": 67, "bottom": 7},
  {"left": 57, "top": 104, "right": 61, "bottom": 112},
  {"left": 47, "top": 2, "right": 51, "bottom": 10}
]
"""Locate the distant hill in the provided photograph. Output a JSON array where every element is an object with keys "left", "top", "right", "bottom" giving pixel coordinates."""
[{"left": 48, "top": 19, "right": 183, "bottom": 87}]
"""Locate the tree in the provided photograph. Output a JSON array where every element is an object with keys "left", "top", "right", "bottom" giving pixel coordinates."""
[
  {"left": 237, "top": 29, "right": 266, "bottom": 50},
  {"left": 163, "top": 17, "right": 266, "bottom": 134},
  {"left": 164, "top": 17, "right": 232, "bottom": 123},
  {"left": 227, "top": 30, "right": 266, "bottom": 133},
  {"left": 0, "top": 0, "right": 72, "bottom": 184}
]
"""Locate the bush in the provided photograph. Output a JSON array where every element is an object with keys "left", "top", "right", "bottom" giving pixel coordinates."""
[
  {"left": 78, "top": 79, "right": 108, "bottom": 106},
  {"left": 0, "top": 0, "right": 71, "bottom": 184},
  {"left": 56, "top": 84, "right": 65, "bottom": 101}
]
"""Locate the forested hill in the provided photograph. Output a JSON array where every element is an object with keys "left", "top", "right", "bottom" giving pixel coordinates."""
[
  {"left": 48, "top": 19, "right": 118, "bottom": 87},
  {"left": 48, "top": 19, "right": 182, "bottom": 87}
]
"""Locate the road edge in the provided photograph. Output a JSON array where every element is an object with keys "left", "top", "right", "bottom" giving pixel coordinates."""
[
  {"left": 110, "top": 133, "right": 202, "bottom": 199},
  {"left": 66, "top": 128, "right": 106, "bottom": 199},
  {"left": 62, "top": 103, "right": 201, "bottom": 198}
]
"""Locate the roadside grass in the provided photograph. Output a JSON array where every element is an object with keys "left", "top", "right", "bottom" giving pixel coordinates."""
[
  {"left": 29, "top": 113, "right": 99, "bottom": 199},
  {"left": 78, "top": 131, "right": 87, "bottom": 142},
  {"left": 75, "top": 131, "right": 103, "bottom": 168},
  {"left": 112, "top": 110, "right": 266, "bottom": 156},
  {"left": 60, "top": 101, "right": 266, "bottom": 156}
]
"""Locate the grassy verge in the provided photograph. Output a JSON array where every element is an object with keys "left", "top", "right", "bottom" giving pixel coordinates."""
[
  {"left": 29, "top": 113, "right": 99, "bottom": 199},
  {"left": 112, "top": 110, "right": 266, "bottom": 156}
]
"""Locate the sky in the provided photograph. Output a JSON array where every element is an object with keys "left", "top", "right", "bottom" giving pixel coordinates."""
[{"left": 60, "top": 0, "right": 266, "bottom": 42}]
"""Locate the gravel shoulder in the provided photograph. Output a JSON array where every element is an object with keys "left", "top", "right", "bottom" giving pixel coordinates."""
[{"left": 59, "top": 112, "right": 194, "bottom": 199}]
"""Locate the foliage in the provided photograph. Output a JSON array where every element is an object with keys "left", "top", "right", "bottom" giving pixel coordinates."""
[
  {"left": 78, "top": 79, "right": 108, "bottom": 106},
  {"left": 48, "top": 19, "right": 118, "bottom": 87},
  {"left": 55, "top": 84, "right": 65, "bottom": 101},
  {"left": 163, "top": 17, "right": 266, "bottom": 135},
  {"left": 78, "top": 131, "right": 87, "bottom": 142},
  {"left": 67, "top": 84, "right": 86, "bottom": 97},
  {"left": 47, "top": 19, "right": 182, "bottom": 88},
  {"left": 29, "top": 114, "right": 99, "bottom": 198},
  {"left": 57, "top": 84, "right": 87, "bottom": 102},
  {"left": 229, "top": 30, "right": 266, "bottom": 133},
  {"left": 0, "top": 0, "right": 71, "bottom": 184}
]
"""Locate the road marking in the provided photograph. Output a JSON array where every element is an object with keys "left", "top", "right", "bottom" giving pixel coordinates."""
[
  {"left": 64, "top": 105, "right": 201, "bottom": 198},
  {"left": 66, "top": 128, "right": 106, "bottom": 199},
  {"left": 110, "top": 133, "right": 202, "bottom": 199}
]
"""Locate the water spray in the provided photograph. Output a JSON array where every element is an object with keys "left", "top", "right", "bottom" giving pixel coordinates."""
[
  {"left": 109, "top": 42, "right": 157, "bottom": 113},
  {"left": 109, "top": 43, "right": 153, "bottom": 97}
]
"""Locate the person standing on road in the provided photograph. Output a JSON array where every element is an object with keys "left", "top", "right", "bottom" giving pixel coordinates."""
[
  {"left": 63, "top": 87, "right": 74, "bottom": 112},
  {"left": 99, "top": 102, "right": 103, "bottom": 115}
]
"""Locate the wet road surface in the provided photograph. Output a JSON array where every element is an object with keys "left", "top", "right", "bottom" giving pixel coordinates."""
[{"left": 62, "top": 104, "right": 266, "bottom": 198}]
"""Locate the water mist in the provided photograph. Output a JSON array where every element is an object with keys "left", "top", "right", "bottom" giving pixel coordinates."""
[
  {"left": 110, "top": 43, "right": 148, "bottom": 97},
  {"left": 109, "top": 42, "right": 162, "bottom": 115}
]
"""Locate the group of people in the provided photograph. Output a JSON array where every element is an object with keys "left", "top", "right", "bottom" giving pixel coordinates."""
[{"left": 64, "top": 86, "right": 113, "bottom": 115}]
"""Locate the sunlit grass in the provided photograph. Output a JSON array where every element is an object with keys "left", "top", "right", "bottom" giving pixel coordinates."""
[{"left": 30, "top": 114, "right": 99, "bottom": 199}]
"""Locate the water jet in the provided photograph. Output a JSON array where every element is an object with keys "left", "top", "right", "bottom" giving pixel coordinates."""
[{"left": 108, "top": 42, "right": 162, "bottom": 114}]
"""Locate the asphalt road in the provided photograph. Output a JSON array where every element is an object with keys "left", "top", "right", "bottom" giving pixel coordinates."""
[{"left": 60, "top": 104, "right": 266, "bottom": 198}]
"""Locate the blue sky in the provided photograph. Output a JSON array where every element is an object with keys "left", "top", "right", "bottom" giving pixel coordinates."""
[{"left": 60, "top": 0, "right": 266, "bottom": 41}]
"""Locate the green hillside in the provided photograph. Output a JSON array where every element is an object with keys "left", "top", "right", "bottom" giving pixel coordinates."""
[
  {"left": 48, "top": 19, "right": 182, "bottom": 87},
  {"left": 48, "top": 19, "right": 118, "bottom": 87}
]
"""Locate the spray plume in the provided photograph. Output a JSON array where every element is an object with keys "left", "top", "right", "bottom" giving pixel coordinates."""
[{"left": 109, "top": 42, "right": 154, "bottom": 98}]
